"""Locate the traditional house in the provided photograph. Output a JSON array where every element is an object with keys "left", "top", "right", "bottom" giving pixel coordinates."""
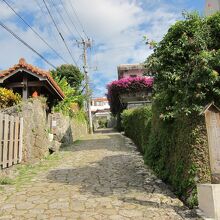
[{"left": 0, "top": 58, "right": 64, "bottom": 109}]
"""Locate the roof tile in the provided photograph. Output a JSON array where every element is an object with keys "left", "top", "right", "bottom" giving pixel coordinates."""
[{"left": 0, "top": 58, "right": 65, "bottom": 98}]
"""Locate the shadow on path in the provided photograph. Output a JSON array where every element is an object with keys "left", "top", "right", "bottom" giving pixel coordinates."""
[
  {"left": 47, "top": 154, "right": 149, "bottom": 196},
  {"left": 47, "top": 133, "right": 199, "bottom": 219},
  {"left": 94, "top": 128, "right": 117, "bottom": 134},
  {"left": 61, "top": 133, "right": 126, "bottom": 152}
]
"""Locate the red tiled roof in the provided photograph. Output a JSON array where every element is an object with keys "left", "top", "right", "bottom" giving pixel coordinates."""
[
  {"left": 0, "top": 58, "right": 65, "bottom": 98},
  {"left": 92, "top": 97, "right": 108, "bottom": 102}
]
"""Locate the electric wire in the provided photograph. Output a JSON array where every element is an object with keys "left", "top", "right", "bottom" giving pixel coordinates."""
[
  {"left": 68, "top": 0, "right": 90, "bottom": 39},
  {"left": 42, "top": 0, "right": 78, "bottom": 67},
  {"left": 0, "top": 20, "right": 57, "bottom": 69},
  {"left": 58, "top": 0, "right": 84, "bottom": 40},
  {"left": 33, "top": 0, "right": 63, "bottom": 50},
  {"left": 49, "top": 0, "right": 78, "bottom": 41},
  {"left": 2, "top": 0, "right": 69, "bottom": 64}
]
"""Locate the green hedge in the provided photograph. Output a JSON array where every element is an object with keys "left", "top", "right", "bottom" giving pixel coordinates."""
[
  {"left": 122, "top": 106, "right": 152, "bottom": 153},
  {"left": 122, "top": 106, "right": 211, "bottom": 207},
  {"left": 146, "top": 112, "right": 211, "bottom": 207}
]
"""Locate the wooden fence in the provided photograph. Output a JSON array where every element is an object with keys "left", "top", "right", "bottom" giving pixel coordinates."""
[{"left": 0, "top": 113, "right": 23, "bottom": 169}]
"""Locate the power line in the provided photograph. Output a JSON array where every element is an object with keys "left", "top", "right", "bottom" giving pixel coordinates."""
[
  {"left": 33, "top": 0, "right": 45, "bottom": 16},
  {"left": 2, "top": 0, "right": 69, "bottom": 64},
  {"left": 33, "top": 0, "right": 66, "bottom": 58},
  {"left": 42, "top": 0, "right": 78, "bottom": 67},
  {"left": 58, "top": 0, "right": 84, "bottom": 40},
  {"left": 68, "top": 0, "right": 90, "bottom": 39},
  {"left": 49, "top": 0, "right": 78, "bottom": 41},
  {"left": 0, "top": 20, "right": 57, "bottom": 69}
]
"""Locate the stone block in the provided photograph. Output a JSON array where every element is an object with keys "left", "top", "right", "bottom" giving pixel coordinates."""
[
  {"left": 49, "top": 140, "right": 62, "bottom": 153},
  {"left": 197, "top": 184, "right": 220, "bottom": 219}
]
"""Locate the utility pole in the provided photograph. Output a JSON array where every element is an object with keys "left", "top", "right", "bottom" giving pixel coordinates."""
[{"left": 81, "top": 39, "right": 93, "bottom": 134}]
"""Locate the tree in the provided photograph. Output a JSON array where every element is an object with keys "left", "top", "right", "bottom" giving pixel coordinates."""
[
  {"left": 51, "top": 64, "right": 84, "bottom": 90},
  {"left": 146, "top": 12, "right": 220, "bottom": 119}
]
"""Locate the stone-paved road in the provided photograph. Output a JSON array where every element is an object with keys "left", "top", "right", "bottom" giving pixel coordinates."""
[{"left": 0, "top": 130, "right": 200, "bottom": 220}]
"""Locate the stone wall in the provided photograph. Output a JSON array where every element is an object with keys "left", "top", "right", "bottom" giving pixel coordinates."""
[
  {"left": 48, "top": 113, "right": 88, "bottom": 145},
  {"left": 1, "top": 99, "right": 50, "bottom": 162},
  {"left": 1, "top": 98, "right": 88, "bottom": 163}
]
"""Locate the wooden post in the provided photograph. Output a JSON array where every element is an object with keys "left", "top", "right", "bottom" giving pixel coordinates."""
[
  {"left": 18, "top": 118, "right": 23, "bottom": 162},
  {"left": 13, "top": 117, "right": 19, "bottom": 164},
  {"left": 204, "top": 103, "right": 220, "bottom": 183},
  {"left": 2, "top": 114, "right": 9, "bottom": 168},
  {"left": 8, "top": 115, "right": 14, "bottom": 167},
  {"left": 0, "top": 114, "right": 3, "bottom": 168},
  {"left": 22, "top": 73, "right": 28, "bottom": 100}
]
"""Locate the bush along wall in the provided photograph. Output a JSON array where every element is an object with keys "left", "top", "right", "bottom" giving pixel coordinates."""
[
  {"left": 145, "top": 111, "right": 211, "bottom": 208},
  {"left": 122, "top": 106, "right": 211, "bottom": 208},
  {"left": 122, "top": 106, "right": 152, "bottom": 154}
]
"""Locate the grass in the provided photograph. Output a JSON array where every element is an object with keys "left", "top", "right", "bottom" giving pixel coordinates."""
[
  {"left": 0, "top": 153, "right": 63, "bottom": 189},
  {"left": 73, "top": 139, "right": 81, "bottom": 144},
  {"left": 0, "top": 140, "right": 81, "bottom": 190},
  {"left": 0, "top": 177, "right": 14, "bottom": 185}
]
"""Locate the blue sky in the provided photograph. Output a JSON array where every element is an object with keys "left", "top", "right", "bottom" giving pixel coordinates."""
[{"left": 0, "top": 0, "right": 205, "bottom": 97}]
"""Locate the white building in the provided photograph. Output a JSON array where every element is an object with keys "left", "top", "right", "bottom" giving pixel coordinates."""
[
  {"left": 91, "top": 97, "right": 110, "bottom": 112},
  {"left": 205, "top": 0, "right": 220, "bottom": 16},
  {"left": 91, "top": 97, "right": 114, "bottom": 129}
]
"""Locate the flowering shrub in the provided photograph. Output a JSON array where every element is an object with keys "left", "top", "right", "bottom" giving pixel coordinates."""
[
  {"left": 107, "top": 76, "right": 154, "bottom": 115},
  {"left": 0, "top": 88, "right": 21, "bottom": 109}
]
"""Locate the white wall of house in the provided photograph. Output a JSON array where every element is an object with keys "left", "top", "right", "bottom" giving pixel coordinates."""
[{"left": 91, "top": 97, "right": 110, "bottom": 112}]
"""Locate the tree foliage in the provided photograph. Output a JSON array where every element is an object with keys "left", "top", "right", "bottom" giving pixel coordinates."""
[
  {"left": 51, "top": 69, "right": 85, "bottom": 117},
  {"left": 51, "top": 64, "right": 84, "bottom": 90},
  {"left": 146, "top": 12, "right": 220, "bottom": 120}
]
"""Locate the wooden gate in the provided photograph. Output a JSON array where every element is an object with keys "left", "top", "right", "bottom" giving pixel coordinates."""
[{"left": 0, "top": 113, "right": 23, "bottom": 169}]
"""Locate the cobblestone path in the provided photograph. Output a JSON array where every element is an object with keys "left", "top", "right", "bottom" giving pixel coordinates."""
[{"left": 0, "top": 131, "right": 200, "bottom": 220}]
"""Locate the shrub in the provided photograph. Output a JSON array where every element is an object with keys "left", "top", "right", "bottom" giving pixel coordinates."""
[
  {"left": 122, "top": 106, "right": 152, "bottom": 153},
  {"left": 0, "top": 88, "right": 21, "bottom": 109},
  {"left": 122, "top": 105, "right": 211, "bottom": 207},
  {"left": 52, "top": 76, "right": 86, "bottom": 118},
  {"left": 107, "top": 77, "right": 154, "bottom": 116},
  {"left": 145, "top": 113, "right": 211, "bottom": 207}
]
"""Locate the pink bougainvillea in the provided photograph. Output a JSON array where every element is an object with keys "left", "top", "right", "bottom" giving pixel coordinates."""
[{"left": 107, "top": 76, "right": 154, "bottom": 115}]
